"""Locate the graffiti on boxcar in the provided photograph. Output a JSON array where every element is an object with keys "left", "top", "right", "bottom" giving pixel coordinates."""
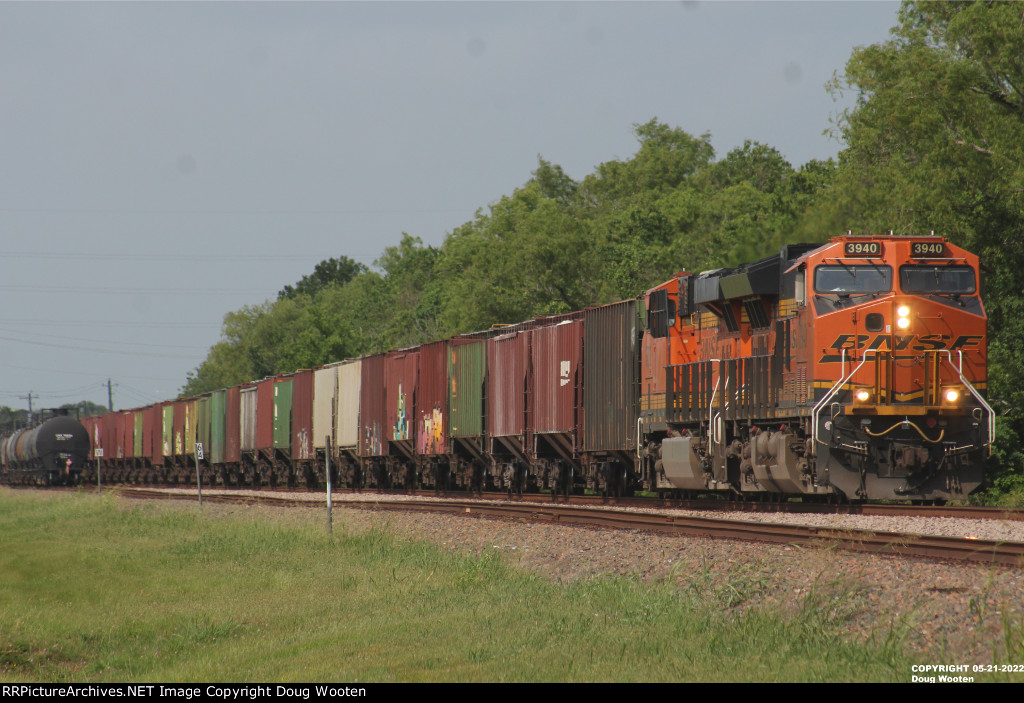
[
  {"left": 393, "top": 384, "right": 408, "bottom": 441},
  {"left": 365, "top": 423, "right": 383, "bottom": 457},
  {"left": 297, "top": 427, "right": 311, "bottom": 460},
  {"left": 418, "top": 407, "right": 444, "bottom": 455}
]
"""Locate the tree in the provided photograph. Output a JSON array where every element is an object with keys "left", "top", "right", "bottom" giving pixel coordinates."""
[
  {"left": 277, "top": 256, "right": 367, "bottom": 300},
  {"left": 820, "top": 0, "right": 1024, "bottom": 492}
]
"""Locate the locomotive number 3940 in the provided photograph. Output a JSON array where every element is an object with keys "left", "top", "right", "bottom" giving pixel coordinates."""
[
  {"left": 911, "top": 241, "right": 947, "bottom": 256},
  {"left": 844, "top": 241, "right": 882, "bottom": 257}
]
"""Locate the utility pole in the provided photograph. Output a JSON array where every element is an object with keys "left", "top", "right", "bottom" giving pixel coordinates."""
[
  {"left": 19, "top": 391, "right": 37, "bottom": 425},
  {"left": 107, "top": 379, "right": 113, "bottom": 412}
]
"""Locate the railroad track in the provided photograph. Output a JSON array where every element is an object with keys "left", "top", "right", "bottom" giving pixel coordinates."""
[
  {"left": 439, "top": 490, "right": 1024, "bottom": 522},
  {"left": 114, "top": 486, "right": 1024, "bottom": 569},
  {"left": 23, "top": 482, "right": 1024, "bottom": 521},
  {"left": 86, "top": 482, "right": 1024, "bottom": 521}
]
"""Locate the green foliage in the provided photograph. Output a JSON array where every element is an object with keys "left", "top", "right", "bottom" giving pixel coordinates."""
[
  {"left": 277, "top": 256, "right": 367, "bottom": 301},
  {"left": 182, "top": 120, "right": 822, "bottom": 396}
]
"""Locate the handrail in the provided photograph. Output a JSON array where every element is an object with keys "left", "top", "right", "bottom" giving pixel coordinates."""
[
  {"left": 938, "top": 349, "right": 995, "bottom": 456},
  {"left": 706, "top": 359, "right": 722, "bottom": 445},
  {"left": 812, "top": 349, "right": 881, "bottom": 454}
]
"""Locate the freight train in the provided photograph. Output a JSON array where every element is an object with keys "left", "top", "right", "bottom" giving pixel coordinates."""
[{"left": 1, "top": 234, "right": 991, "bottom": 502}]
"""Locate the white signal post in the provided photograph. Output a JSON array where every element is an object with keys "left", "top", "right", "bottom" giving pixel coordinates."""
[
  {"left": 325, "top": 436, "right": 333, "bottom": 536},
  {"left": 195, "top": 442, "right": 204, "bottom": 510},
  {"left": 95, "top": 447, "right": 104, "bottom": 493}
]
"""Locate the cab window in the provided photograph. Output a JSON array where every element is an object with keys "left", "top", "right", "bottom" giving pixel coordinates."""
[
  {"left": 899, "top": 265, "right": 976, "bottom": 294},
  {"left": 813, "top": 265, "right": 892, "bottom": 294}
]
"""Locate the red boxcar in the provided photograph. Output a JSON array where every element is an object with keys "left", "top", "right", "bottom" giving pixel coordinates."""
[
  {"left": 385, "top": 348, "right": 419, "bottom": 456},
  {"left": 225, "top": 385, "right": 241, "bottom": 464},
  {"left": 531, "top": 316, "right": 583, "bottom": 436},
  {"left": 291, "top": 369, "right": 314, "bottom": 461},
  {"left": 487, "top": 329, "right": 530, "bottom": 439},
  {"left": 359, "top": 354, "right": 387, "bottom": 458},
  {"left": 416, "top": 341, "right": 448, "bottom": 456},
  {"left": 255, "top": 377, "right": 275, "bottom": 453}
]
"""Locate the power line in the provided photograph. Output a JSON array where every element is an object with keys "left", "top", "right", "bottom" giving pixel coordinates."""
[
  {"left": 0, "top": 333, "right": 199, "bottom": 359},
  {"left": 0, "top": 284, "right": 270, "bottom": 296},
  {"left": 0, "top": 326, "right": 210, "bottom": 352},
  {"left": 0, "top": 251, "right": 379, "bottom": 263},
  {"left": 0, "top": 318, "right": 220, "bottom": 329},
  {"left": 0, "top": 206, "right": 465, "bottom": 216},
  {"left": 0, "top": 361, "right": 184, "bottom": 382}
]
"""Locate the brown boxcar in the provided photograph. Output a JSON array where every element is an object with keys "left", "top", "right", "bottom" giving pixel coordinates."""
[
  {"left": 291, "top": 369, "right": 314, "bottom": 462},
  {"left": 255, "top": 377, "right": 275, "bottom": 453},
  {"left": 531, "top": 316, "right": 583, "bottom": 435},
  {"left": 531, "top": 316, "right": 584, "bottom": 466},
  {"left": 83, "top": 416, "right": 102, "bottom": 462},
  {"left": 385, "top": 349, "right": 419, "bottom": 455},
  {"left": 487, "top": 329, "right": 530, "bottom": 440},
  {"left": 143, "top": 405, "right": 159, "bottom": 467},
  {"left": 583, "top": 299, "right": 641, "bottom": 454},
  {"left": 416, "top": 341, "right": 447, "bottom": 456},
  {"left": 358, "top": 353, "right": 387, "bottom": 458},
  {"left": 226, "top": 385, "right": 242, "bottom": 464}
]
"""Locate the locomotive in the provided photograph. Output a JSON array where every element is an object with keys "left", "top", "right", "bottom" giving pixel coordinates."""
[
  {"left": 641, "top": 234, "right": 989, "bottom": 501},
  {"left": 0, "top": 414, "right": 91, "bottom": 485},
  {"left": 43, "top": 233, "right": 988, "bottom": 502}
]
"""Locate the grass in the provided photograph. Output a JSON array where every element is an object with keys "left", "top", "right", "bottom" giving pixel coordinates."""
[{"left": 0, "top": 488, "right": 1013, "bottom": 682}]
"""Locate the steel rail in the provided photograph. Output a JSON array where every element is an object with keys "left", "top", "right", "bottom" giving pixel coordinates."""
[{"left": 114, "top": 487, "right": 1024, "bottom": 569}]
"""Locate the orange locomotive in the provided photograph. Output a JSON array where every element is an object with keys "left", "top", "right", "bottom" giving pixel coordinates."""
[{"left": 639, "top": 234, "right": 991, "bottom": 501}]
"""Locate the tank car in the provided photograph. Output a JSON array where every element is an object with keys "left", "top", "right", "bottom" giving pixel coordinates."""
[
  {"left": 640, "top": 234, "right": 989, "bottom": 502},
  {"left": 1, "top": 415, "right": 91, "bottom": 485}
]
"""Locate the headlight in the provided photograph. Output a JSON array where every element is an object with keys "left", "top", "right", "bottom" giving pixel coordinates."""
[
  {"left": 896, "top": 304, "right": 911, "bottom": 330},
  {"left": 941, "top": 387, "right": 961, "bottom": 404},
  {"left": 854, "top": 388, "right": 872, "bottom": 404}
]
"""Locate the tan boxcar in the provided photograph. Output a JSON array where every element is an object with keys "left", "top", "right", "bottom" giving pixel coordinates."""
[
  {"left": 337, "top": 359, "right": 361, "bottom": 450},
  {"left": 313, "top": 362, "right": 341, "bottom": 452}
]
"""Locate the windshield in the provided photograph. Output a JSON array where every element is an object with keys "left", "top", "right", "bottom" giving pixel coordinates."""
[
  {"left": 900, "top": 265, "right": 976, "bottom": 294},
  {"left": 814, "top": 265, "right": 892, "bottom": 294}
]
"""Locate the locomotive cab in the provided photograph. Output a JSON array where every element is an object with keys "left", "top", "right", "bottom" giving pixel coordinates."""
[{"left": 801, "top": 235, "right": 990, "bottom": 500}]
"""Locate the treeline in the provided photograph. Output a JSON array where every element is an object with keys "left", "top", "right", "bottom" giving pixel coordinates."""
[
  {"left": 182, "top": 125, "right": 830, "bottom": 394},
  {"left": 0, "top": 402, "right": 108, "bottom": 434},
  {"left": 182, "top": 2, "right": 1024, "bottom": 496}
]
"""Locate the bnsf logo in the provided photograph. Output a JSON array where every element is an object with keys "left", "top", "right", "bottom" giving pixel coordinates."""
[{"left": 820, "top": 334, "right": 983, "bottom": 362}]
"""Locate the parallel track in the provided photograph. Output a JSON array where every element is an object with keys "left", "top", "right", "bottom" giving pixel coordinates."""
[{"left": 114, "top": 486, "right": 1024, "bottom": 569}]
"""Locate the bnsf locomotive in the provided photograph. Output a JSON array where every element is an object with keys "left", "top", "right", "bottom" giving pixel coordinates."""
[
  {"left": 641, "top": 234, "right": 989, "bottom": 501},
  {"left": 24, "top": 233, "right": 987, "bottom": 502}
]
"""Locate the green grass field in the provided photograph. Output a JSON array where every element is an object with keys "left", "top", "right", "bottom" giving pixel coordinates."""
[{"left": 0, "top": 489, "right": 978, "bottom": 682}]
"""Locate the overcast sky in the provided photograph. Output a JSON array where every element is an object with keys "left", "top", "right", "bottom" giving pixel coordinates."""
[{"left": 0, "top": 0, "right": 899, "bottom": 414}]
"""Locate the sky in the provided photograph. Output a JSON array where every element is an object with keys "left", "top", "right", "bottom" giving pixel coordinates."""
[{"left": 0, "top": 0, "right": 900, "bottom": 414}]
